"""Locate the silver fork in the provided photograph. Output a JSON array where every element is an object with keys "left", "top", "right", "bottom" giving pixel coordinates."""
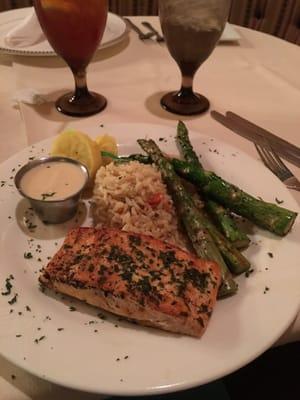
[
  {"left": 255, "top": 144, "right": 300, "bottom": 191},
  {"left": 124, "top": 18, "right": 155, "bottom": 40}
]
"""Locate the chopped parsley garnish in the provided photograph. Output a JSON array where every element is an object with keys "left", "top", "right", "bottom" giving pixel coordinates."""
[
  {"left": 34, "top": 335, "right": 46, "bottom": 344},
  {"left": 129, "top": 235, "right": 141, "bottom": 247},
  {"left": 27, "top": 222, "right": 37, "bottom": 231},
  {"left": 183, "top": 268, "right": 209, "bottom": 292},
  {"left": 245, "top": 269, "right": 254, "bottom": 278},
  {"left": 1, "top": 275, "right": 14, "bottom": 296},
  {"left": 8, "top": 294, "right": 18, "bottom": 305},
  {"left": 24, "top": 252, "right": 33, "bottom": 259},
  {"left": 275, "top": 198, "right": 284, "bottom": 204},
  {"left": 41, "top": 192, "right": 56, "bottom": 201}
]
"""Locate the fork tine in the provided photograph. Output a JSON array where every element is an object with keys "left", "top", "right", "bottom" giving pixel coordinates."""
[
  {"left": 261, "top": 146, "right": 279, "bottom": 171},
  {"left": 255, "top": 143, "right": 293, "bottom": 182},
  {"left": 262, "top": 147, "right": 284, "bottom": 175},
  {"left": 255, "top": 144, "right": 278, "bottom": 176},
  {"left": 255, "top": 144, "right": 266, "bottom": 164},
  {"left": 255, "top": 144, "right": 265, "bottom": 162},
  {"left": 269, "top": 147, "right": 292, "bottom": 174}
]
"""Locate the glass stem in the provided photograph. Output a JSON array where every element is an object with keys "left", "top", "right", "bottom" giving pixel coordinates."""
[
  {"left": 72, "top": 68, "right": 90, "bottom": 100},
  {"left": 180, "top": 75, "right": 194, "bottom": 97}
]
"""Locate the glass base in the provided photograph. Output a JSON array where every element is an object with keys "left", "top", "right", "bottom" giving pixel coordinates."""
[
  {"left": 55, "top": 91, "right": 107, "bottom": 117},
  {"left": 161, "top": 91, "right": 210, "bottom": 116}
]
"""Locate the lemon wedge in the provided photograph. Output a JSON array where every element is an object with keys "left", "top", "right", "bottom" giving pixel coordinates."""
[
  {"left": 95, "top": 134, "right": 118, "bottom": 165},
  {"left": 40, "top": 0, "right": 78, "bottom": 13},
  {"left": 51, "top": 130, "right": 102, "bottom": 180}
]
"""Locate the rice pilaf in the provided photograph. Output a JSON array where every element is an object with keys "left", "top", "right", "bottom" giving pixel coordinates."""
[{"left": 92, "top": 161, "right": 186, "bottom": 248}]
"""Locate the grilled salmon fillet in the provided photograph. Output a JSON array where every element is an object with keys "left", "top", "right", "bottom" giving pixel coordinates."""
[{"left": 39, "top": 227, "right": 221, "bottom": 337}]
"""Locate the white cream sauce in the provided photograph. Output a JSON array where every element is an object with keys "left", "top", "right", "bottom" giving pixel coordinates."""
[{"left": 20, "top": 161, "right": 86, "bottom": 201}]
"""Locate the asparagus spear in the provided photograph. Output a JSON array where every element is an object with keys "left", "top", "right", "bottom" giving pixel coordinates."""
[
  {"left": 172, "top": 159, "right": 297, "bottom": 236},
  {"left": 184, "top": 188, "right": 251, "bottom": 274},
  {"left": 176, "top": 120, "right": 250, "bottom": 248},
  {"left": 176, "top": 120, "right": 201, "bottom": 167},
  {"left": 101, "top": 151, "right": 149, "bottom": 164},
  {"left": 137, "top": 138, "right": 238, "bottom": 298},
  {"left": 205, "top": 200, "right": 250, "bottom": 249}
]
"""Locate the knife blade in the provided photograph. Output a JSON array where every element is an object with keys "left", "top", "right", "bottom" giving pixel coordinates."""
[
  {"left": 141, "top": 21, "right": 164, "bottom": 42},
  {"left": 226, "top": 112, "right": 300, "bottom": 157},
  {"left": 211, "top": 110, "right": 300, "bottom": 168}
]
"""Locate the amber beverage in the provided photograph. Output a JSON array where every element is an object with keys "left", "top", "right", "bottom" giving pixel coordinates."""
[{"left": 34, "top": 0, "right": 108, "bottom": 116}]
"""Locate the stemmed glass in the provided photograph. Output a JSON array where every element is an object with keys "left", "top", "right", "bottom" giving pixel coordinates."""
[
  {"left": 159, "top": 0, "right": 231, "bottom": 115},
  {"left": 33, "top": 0, "right": 108, "bottom": 117}
]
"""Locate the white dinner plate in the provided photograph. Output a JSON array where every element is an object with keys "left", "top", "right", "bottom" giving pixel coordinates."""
[
  {"left": 0, "top": 123, "right": 299, "bottom": 396},
  {"left": 0, "top": 7, "right": 128, "bottom": 56}
]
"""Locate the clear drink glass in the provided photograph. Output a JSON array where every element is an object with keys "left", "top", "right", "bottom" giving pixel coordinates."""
[
  {"left": 159, "top": 0, "right": 230, "bottom": 115},
  {"left": 34, "top": 0, "right": 108, "bottom": 117}
]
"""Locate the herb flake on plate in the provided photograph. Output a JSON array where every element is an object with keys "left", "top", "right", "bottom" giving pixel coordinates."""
[
  {"left": 24, "top": 252, "right": 33, "bottom": 259},
  {"left": 41, "top": 192, "right": 56, "bottom": 201},
  {"left": 8, "top": 294, "right": 18, "bottom": 305},
  {"left": 1, "top": 275, "right": 14, "bottom": 296}
]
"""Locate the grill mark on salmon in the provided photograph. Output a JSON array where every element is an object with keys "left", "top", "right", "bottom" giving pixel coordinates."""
[{"left": 39, "top": 227, "right": 221, "bottom": 337}]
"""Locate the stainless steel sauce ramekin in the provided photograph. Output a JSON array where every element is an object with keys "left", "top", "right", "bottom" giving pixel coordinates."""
[{"left": 14, "top": 156, "right": 89, "bottom": 224}]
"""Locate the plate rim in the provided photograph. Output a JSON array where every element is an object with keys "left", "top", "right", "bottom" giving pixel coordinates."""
[{"left": 0, "top": 122, "right": 299, "bottom": 396}]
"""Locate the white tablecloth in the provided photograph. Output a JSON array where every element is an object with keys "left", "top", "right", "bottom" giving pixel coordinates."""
[{"left": 0, "top": 16, "right": 299, "bottom": 399}]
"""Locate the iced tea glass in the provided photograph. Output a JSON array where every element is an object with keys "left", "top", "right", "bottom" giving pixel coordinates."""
[
  {"left": 34, "top": 0, "right": 108, "bottom": 117},
  {"left": 159, "top": 0, "right": 230, "bottom": 115}
]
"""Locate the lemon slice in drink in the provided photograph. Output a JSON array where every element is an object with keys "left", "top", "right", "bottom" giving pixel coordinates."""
[
  {"left": 95, "top": 134, "right": 118, "bottom": 165},
  {"left": 51, "top": 130, "right": 102, "bottom": 180},
  {"left": 40, "top": 0, "right": 77, "bottom": 12}
]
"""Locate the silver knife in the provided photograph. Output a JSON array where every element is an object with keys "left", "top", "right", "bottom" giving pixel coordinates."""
[
  {"left": 211, "top": 110, "right": 300, "bottom": 168},
  {"left": 141, "top": 21, "right": 164, "bottom": 42}
]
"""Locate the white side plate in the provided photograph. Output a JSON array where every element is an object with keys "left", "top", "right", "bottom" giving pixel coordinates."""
[{"left": 0, "top": 7, "right": 128, "bottom": 56}]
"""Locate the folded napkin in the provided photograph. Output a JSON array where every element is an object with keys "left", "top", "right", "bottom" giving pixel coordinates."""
[
  {"left": 12, "top": 88, "right": 52, "bottom": 108},
  {"left": 5, "top": 10, "right": 45, "bottom": 48}
]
